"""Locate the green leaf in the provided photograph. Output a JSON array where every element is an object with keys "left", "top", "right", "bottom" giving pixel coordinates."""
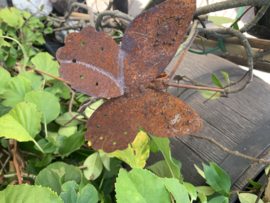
[
  {"left": 203, "top": 163, "right": 230, "bottom": 197},
  {"left": 31, "top": 52, "right": 60, "bottom": 80},
  {"left": 208, "top": 196, "right": 228, "bottom": 203},
  {"left": 212, "top": 74, "right": 223, "bottom": 88},
  {"left": 35, "top": 162, "right": 82, "bottom": 195},
  {"left": 83, "top": 152, "right": 103, "bottom": 180},
  {"left": 147, "top": 160, "right": 176, "bottom": 179},
  {"left": 198, "top": 193, "right": 207, "bottom": 203},
  {"left": 60, "top": 181, "right": 99, "bottom": 203},
  {"left": 99, "top": 152, "right": 110, "bottom": 171},
  {"left": 52, "top": 81, "right": 71, "bottom": 99},
  {"left": 196, "top": 186, "right": 215, "bottom": 196},
  {"left": 84, "top": 99, "right": 105, "bottom": 118},
  {"left": 5, "top": 55, "right": 17, "bottom": 68},
  {"left": 0, "top": 7, "right": 24, "bottom": 28},
  {"left": 0, "top": 67, "right": 11, "bottom": 94},
  {"left": 0, "top": 102, "right": 41, "bottom": 141},
  {"left": 194, "top": 164, "right": 205, "bottom": 179},
  {"left": 47, "top": 22, "right": 53, "bottom": 27},
  {"left": 183, "top": 182, "right": 197, "bottom": 200},
  {"left": 159, "top": 178, "right": 190, "bottom": 203},
  {"left": 208, "top": 16, "right": 235, "bottom": 28},
  {"left": 0, "top": 184, "right": 63, "bottom": 203},
  {"left": 55, "top": 112, "right": 83, "bottom": 127},
  {"left": 58, "top": 132, "right": 85, "bottom": 157},
  {"left": 23, "top": 26, "right": 36, "bottom": 42},
  {"left": 115, "top": 168, "right": 171, "bottom": 203},
  {"left": 35, "top": 154, "right": 53, "bottom": 167},
  {"left": 1, "top": 138, "right": 8, "bottom": 148},
  {"left": 40, "top": 4, "right": 45, "bottom": 11},
  {"left": 20, "top": 71, "right": 44, "bottom": 91},
  {"left": 210, "top": 162, "right": 231, "bottom": 192},
  {"left": 150, "top": 139, "right": 159, "bottom": 153},
  {"left": 0, "top": 105, "right": 11, "bottom": 117},
  {"left": 197, "top": 90, "right": 221, "bottom": 100},
  {"left": 104, "top": 131, "right": 150, "bottom": 168},
  {"left": 247, "top": 179, "right": 262, "bottom": 188},
  {"left": 103, "top": 158, "right": 121, "bottom": 179},
  {"left": 238, "top": 193, "right": 264, "bottom": 203},
  {"left": 58, "top": 126, "right": 77, "bottom": 137},
  {"left": 25, "top": 91, "right": 60, "bottom": 124},
  {"left": 220, "top": 72, "right": 230, "bottom": 86},
  {"left": 0, "top": 76, "right": 32, "bottom": 107},
  {"left": 44, "top": 27, "right": 53, "bottom": 34},
  {"left": 149, "top": 134, "right": 181, "bottom": 180},
  {"left": 35, "top": 34, "right": 46, "bottom": 44}
]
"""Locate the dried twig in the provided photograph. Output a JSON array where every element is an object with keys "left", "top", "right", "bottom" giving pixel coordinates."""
[
  {"left": 63, "top": 83, "right": 87, "bottom": 123},
  {"left": 13, "top": 141, "right": 22, "bottom": 185},
  {"left": 190, "top": 134, "right": 270, "bottom": 165},
  {"left": 255, "top": 170, "right": 270, "bottom": 203}
]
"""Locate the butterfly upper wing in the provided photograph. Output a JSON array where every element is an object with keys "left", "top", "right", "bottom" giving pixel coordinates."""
[
  {"left": 56, "top": 27, "right": 126, "bottom": 98},
  {"left": 85, "top": 89, "right": 203, "bottom": 153},
  {"left": 121, "top": 0, "right": 196, "bottom": 91}
]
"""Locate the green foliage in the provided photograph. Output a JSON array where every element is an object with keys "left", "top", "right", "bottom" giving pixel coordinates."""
[
  {"left": 115, "top": 168, "right": 171, "bottom": 203},
  {"left": 35, "top": 162, "right": 83, "bottom": 195},
  {"left": 0, "top": 67, "right": 11, "bottom": 94},
  {"left": 0, "top": 102, "right": 41, "bottom": 142},
  {"left": 104, "top": 131, "right": 150, "bottom": 168},
  {"left": 83, "top": 152, "right": 103, "bottom": 180},
  {"left": 149, "top": 134, "right": 182, "bottom": 180},
  {"left": 203, "top": 162, "right": 231, "bottom": 197},
  {"left": 0, "top": 184, "right": 63, "bottom": 203},
  {"left": 238, "top": 193, "right": 264, "bottom": 203},
  {"left": 60, "top": 181, "right": 99, "bottom": 203},
  {"left": 208, "top": 16, "right": 235, "bottom": 28}
]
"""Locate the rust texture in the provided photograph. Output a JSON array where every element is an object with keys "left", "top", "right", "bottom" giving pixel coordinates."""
[
  {"left": 85, "top": 89, "right": 203, "bottom": 153},
  {"left": 56, "top": 27, "right": 125, "bottom": 98},
  {"left": 122, "top": 0, "right": 196, "bottom": 92},
  {"left": 57, "top": 0, "right": 202, "bottom": 153}
]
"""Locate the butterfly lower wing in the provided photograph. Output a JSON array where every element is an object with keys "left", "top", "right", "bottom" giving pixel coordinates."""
[
  {"left": 56, "top": 27, "right": 125, "bottom": 98},
  {"left": 85, "top": 89, "right": 203, "bottom": 153},
  {"left": 121, "top": 0, "right": 196, "bottom": 90}
]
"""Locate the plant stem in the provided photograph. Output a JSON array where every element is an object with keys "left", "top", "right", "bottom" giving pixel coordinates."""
[
  {"left": 0, "top": 36, "right": 28, "bottom": 73},
  {"left": 32, "top": 139, "right": 45, "bottom": 154}
]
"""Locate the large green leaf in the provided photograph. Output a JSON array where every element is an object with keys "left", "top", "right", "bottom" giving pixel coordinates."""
[
  {"left": 99, "top": 152, "right": 110, "bottom": 171},
  {"left": 0, "top": 7, "right": 23, "bottom": 28},
  {"left": 60, "top": 181, "right": 99, "bottom": 203},
  {"left": 31, "top": 52, "right": 60, "bottom": 80},
  {"left": 203, "top": 163, "right": 230, "bottom": 197},
  {"left": 0, "top": 184, "right": 63, "bottom": 203},
  {"left": 36, "top": 162, "right": 82, "bottom": 195},
  {"left": 149, "top": 135, "right": 181, "bottom": 180},
  {"left": 115, "top": 168, "right": 171, "bottom": 203},
  {"left": 58, "top": 126, "right": 77, "bottom": 137},
  {"left": 0, "top": 67, "right": 11, "bottom": 94},
  {"left": 208, "top": 196, "right": 228, "bottom": 203},
  {"left": 238, "top": 193, "right": 264, "bottom": 203},
  {"left": 20, "top": 71, "right": 44, "bottom": 91},
  {"left": 104, "top": 131, "right": 150, "bottom": 168},
  {"left": 58, "top": 132, "right": 85, "bottom": 157},
  {"left": 159, "top": 178, "right": 190, "bottom": 203},
  {"left": 198, "top": 193, "right": 207, "bottom": 203},
  {"left": 25, "top": 91, "right": 60, "bottom": 124},
  {"left": 52, "top": 81, "right": 71, "bottom": 99},
  {"left": 0, "top": 105, "right": 11, "bottom": 117},
  {"left": 83, "top": 152, "right": 103, "bottom": 180},
  {"left": 0, "top": 102, "right": 41, "bottom": 141},
  {"left": 210, "top": 162, "right": 231, "bottom": 192},
  {"left": 0, "top": 76, "right": 32, "bottom": 107},
  {"left": 147, "top": 160, "right": 175, "bottom": 178}
]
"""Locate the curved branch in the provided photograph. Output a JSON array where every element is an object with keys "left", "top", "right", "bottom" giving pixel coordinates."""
[
  {"left": 198, "top": 27, "right": 253, "bottom": 93},
  {"left": 196, "top": 0, "right": 270, "bottom": 16},
  {"left": 95, "top": 10, "right": 134, "bottom": 31}
]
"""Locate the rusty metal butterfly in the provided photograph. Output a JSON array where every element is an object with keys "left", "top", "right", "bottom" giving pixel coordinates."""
[{"left": 56, "top": 0, "right": 203, "bottom": 153}]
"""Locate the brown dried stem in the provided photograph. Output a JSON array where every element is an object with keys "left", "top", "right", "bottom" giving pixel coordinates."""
[
  {"left": 13, "top": 141, "right": 22, "bottom": 185},
  {"left": 190, "top": 134, "right": 270, "bottom": 165}
]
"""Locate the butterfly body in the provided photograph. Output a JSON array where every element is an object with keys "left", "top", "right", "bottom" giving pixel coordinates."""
[{"left": 57, "top": 0, "right": 202, "bottom": 153}]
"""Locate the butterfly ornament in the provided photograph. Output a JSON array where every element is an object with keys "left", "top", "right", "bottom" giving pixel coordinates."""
[{"left": 56, "top": 0, "right": 203, "bottom": 153}]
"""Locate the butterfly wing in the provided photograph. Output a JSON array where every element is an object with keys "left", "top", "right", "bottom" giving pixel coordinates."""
[
  {"left": 85, "top": 90, "right": 203, "bottom": 153},
  {"left": 56, "top": 27, "right": 126, "bottom": 98},
  {"left": 121, "top": 0, "right": 196, "bottom": 90}
]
